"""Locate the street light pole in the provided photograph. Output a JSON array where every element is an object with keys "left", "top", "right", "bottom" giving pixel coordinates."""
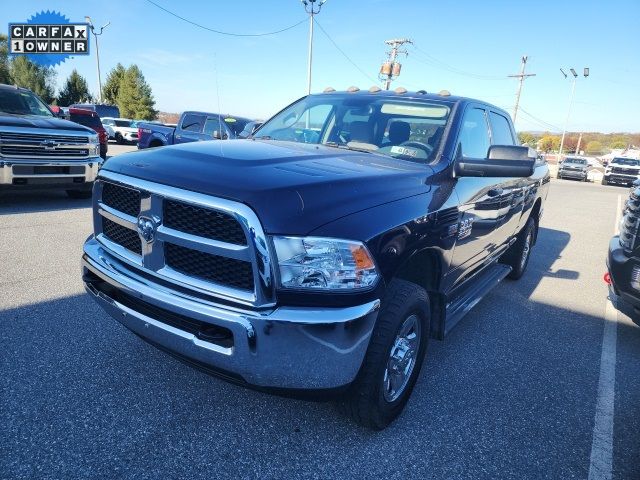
[
  {"left": 301, "top": 0, "right": 326, "bottom": 95},
  {"left": 85, "top": 16, "right": 110, "bottom": 103},
  {"left": 558, "top": 67, "right": 588, "bottom": 161}
]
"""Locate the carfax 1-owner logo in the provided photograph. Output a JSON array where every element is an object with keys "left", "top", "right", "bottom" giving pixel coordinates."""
[{"left": 8, "top": 11, "right": 90, "bottom": 67}]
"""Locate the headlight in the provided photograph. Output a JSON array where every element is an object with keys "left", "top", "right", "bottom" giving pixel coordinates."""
[{"left": 272, "top": 236, "right": 378, "bottom": 290}]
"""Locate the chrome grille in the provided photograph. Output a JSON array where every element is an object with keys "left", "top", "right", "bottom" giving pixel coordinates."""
[
  {"left": 0, "top": 131, "right": 92, "bottom": 159},
  {"left": 93, "top": 171, "right": 274, "bottom": 307}
]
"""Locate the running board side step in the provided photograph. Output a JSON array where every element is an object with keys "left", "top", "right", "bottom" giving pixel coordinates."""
[{"left": 444, "top": 263, "right": 512, "bottom": 335}]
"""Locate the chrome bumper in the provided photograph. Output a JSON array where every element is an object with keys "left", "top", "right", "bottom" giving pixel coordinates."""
[
  {"left": 0, "top": 157, "right": 100, "bottom": 186},
  {"left": 82, "top": 237, "right": 380, "bottom": 390}
]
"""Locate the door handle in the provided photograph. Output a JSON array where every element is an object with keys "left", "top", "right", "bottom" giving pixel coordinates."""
[{"left": 487, "top": 188, "right": 503, "bottom": 197}]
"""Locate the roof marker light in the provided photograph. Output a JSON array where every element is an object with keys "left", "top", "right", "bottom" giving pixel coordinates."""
[
  {"left": 438, "top": 89, "right": 451, "bottom": 97},
  {"left": 394, "top": 87, "right": 407, "bottom": 94},
  {"left": 369, "top": 86, "right": 381, "bottom": 93},
  {"left": 323, "top": 87, "right": 336, "bottom": 93},
  {"left": 347, "top": 86, "right": 360, "bottom": 93}
]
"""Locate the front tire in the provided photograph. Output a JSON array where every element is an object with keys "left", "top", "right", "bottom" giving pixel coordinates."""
[
  {"left": 340, "top": 279, "right": 430, "bottom": 430},
  {"left": 115, "top": 133, "right": 124, "bottom": 144},
  {"left": 602, "top": 177, "right": 608, "bottom": 186}
]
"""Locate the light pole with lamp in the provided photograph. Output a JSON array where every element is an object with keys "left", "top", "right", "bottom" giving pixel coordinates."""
[
  {"left": 85, "top": 16, "right": 110, "bottom": 103},
  {"left": 558, "top": 67, "right": 589, "bottom": 161}
]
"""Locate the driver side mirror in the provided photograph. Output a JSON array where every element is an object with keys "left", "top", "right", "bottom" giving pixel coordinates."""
[
  {"left": 212, "top": 130, "right": 228, "bottom": 140},
  {"left": 456, "top": 145, "right": 536, "bottom": 178}
]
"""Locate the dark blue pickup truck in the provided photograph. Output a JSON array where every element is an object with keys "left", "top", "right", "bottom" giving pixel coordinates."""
[
  {"left": 82, "top": 88, "right": 549, "bottom": 429},
  {"left": 137, "top": 111, "right": 252, "bottom": 149}
]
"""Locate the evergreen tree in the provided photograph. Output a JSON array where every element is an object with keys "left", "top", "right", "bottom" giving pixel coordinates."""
[
  {"left": 0, "top": 33, "right": 11, "bottom": 84},
  {"left": 57, "top": 69, "right": 92, "bottom": 106},
  {"left": 116, "top": 65, "right": 157, "bottom": 120},
  {"left": 102, "top": 63, "right": 126, "bottom": 105},
  {"left": 9, "top": 56, "right": 56, "bottom": 103}
]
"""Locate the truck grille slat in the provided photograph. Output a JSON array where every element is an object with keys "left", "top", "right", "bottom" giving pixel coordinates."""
[
  {"left": 165, "top": 243, "right": 253, "bottom": 291},
  {"left": 102, "top": 218, "right": 141, "bottom": 255},
  {"left": 0, "top": 132, "right": 91, "bottom": 159},
  {"left": 164, "top": 200, "right": 247, "bottom": 245}
]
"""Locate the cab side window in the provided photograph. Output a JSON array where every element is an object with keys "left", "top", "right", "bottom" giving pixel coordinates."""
[
  {"left": 489, "top": 111, "right": 515, "bottom": 145},
  {"left": 458, "top": 107, "right": 490, "bottom": 159},
  {"left": 181, "top": 114, "right": 205, "bottom": 133}
]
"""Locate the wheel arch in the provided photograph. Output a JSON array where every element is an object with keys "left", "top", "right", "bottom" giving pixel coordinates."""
[{"left": 392, "top": 248, "right": 447, "bottom": 340}]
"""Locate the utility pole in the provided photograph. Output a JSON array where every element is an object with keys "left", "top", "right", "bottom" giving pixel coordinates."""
[
  {"left": 301, "top": 0, "right": 327, "bottom": 95},
  {"left": 575, "top": 132, "right": 583, "bottom": 155},
  {"left": 380, "top": 38, "right": 412, "bottom": 90},
  {"left": 558, "top": 67, "right": 589, "bottom": 162},
  {"left": 508, "top": 55, "right": 536, "bottom": 124},
  {"left": 85, "top": 16, "right": 110, "bottom": 103}
]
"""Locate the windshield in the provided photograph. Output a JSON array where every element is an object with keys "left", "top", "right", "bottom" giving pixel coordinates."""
[
  {"left": 612, "top": 157, "right": 639, "bottom": 166},
  {"left": 565, "top": 158, "right": 586, "bottom": 165},
  {"left": 254, "top": 94, "right": 451, "bottom": 162},
  {"left": 0, "top": 88, "right": 53, "bottom": 117},
  {"left": 114, "top": 119, "right": 134, "bottom": 127}
]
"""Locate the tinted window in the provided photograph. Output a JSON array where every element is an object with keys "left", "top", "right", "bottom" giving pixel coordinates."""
[
  {"left": 181, "top": 114, "right": 205, "bottom": 132},
  {"left": 459, "top": 108, "right": 490, "bottom": 159},
  {"left": 70, "top": 113, "right": 102, "bottom": 129},
  {"left": 612, "top": 158, "right": 640, "bottom": 166},
  {"left": 114, "top": 119, "right": 133, "bottom": 127},
  {"left": 489, "top": 111, "right": 514, "bottom": 145},
  {"left": 203, "top": 117, "right": 227, "bottom": 137},
  {"left": 255, "top": 95, "right": 451, "bottom": 163}
]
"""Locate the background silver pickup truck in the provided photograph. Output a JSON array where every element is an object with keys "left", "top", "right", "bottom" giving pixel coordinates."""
[{"left": 0, "top": 84, "right": 101, "bottom": 199}]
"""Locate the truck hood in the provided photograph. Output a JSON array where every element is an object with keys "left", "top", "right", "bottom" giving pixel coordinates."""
[
  {"left": 0, "top": 113, "right": 94, "bottom": 133},
  {"left": 102, "top": 139, "right": 433, "bottom": 234}
]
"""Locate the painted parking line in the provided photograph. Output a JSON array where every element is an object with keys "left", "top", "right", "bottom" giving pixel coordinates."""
[{"left": 587, "top": 194, "right": 622, "bottom": 480}]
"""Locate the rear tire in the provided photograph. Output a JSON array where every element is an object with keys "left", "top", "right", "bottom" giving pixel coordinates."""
[
  {"left": 502, "top": 217, "right": 536, "bottom": 280},
  {"left": 66, "top": 189, "right": 92, "bottom": 199},
  {"left": 340, "top": 279, "right": 430, "bottom": 430}
]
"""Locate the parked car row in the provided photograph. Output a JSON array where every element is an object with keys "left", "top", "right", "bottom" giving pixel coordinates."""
[{"left": 137, "top": 111, "right": 258, "bottom": 149}]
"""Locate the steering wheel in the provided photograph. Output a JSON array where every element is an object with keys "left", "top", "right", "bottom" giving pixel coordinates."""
[{"left": 399, "top": 141, "right": 433, "bottom": 156}]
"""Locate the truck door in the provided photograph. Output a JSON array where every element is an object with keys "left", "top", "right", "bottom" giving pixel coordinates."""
[
  {"left": 486, "top": 109, "right": 526, "bottom": 242},
  {"left": 445, "top": 105, "right": 516, "bottom": 291},
  {"left": 174, "top": 113, "right": 206, "bottom": 144}
]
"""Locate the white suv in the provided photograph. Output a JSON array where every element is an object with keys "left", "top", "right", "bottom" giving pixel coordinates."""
[{"left": 101, "top": 117, "right": 139, "bottom": 144}]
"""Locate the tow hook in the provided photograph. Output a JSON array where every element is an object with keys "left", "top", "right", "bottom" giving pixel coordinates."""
[{"left": 603, "top": 272, "right": 612, "bottom": 285}]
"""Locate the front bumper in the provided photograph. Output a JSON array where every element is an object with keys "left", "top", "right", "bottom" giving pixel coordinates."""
[
  {"left": 0, "top": 157, "right": 100, "bottom": 187},
  {"left": 604, "top": 173, "right": 638, "bottom": 185},
  {"left": 607, "top": 236, "right": 640, "bottom": 317},
  {"left": 81, "top": 237, "right": 380, "bottom": 391},
  {"left": 559, "top": 169, "right": 587, "bottom": 179}
]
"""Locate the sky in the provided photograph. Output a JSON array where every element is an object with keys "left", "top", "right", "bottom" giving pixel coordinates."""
[{"left": 2, "top": 0, "right": 639, "bottom": 133}]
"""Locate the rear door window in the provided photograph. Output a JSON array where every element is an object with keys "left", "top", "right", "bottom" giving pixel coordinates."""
[
  {"left": 488, "top": 111, "right": 515, "bottom": 145},
  {"left": 181, "top": 114, "right": 205, "bottom": 133}
]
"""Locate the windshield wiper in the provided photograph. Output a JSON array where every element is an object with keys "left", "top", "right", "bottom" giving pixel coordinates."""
[
  {"left": 323, "top": 141, "right": 376, "bottom": 154},
  {"left": 255, "top": 135, "right": 272, "bottom": 140}
]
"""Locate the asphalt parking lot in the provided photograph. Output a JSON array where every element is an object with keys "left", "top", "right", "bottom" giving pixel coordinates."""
[{"left": 1, "top": 157, "right": 639, "bottom": 479}]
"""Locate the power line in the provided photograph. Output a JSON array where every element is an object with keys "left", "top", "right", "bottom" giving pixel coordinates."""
[
  {"left": 313, "top": 19, "right": 378, "bottom": 84},
  {"left": 410, "top": 45, "right": 506, "bottom": 80},
  {"left": 146, "top": 0, "right": 307, "bottom": 37},
  {"left": 518, "top": 108, "right": 563, "bottom": 132}
]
